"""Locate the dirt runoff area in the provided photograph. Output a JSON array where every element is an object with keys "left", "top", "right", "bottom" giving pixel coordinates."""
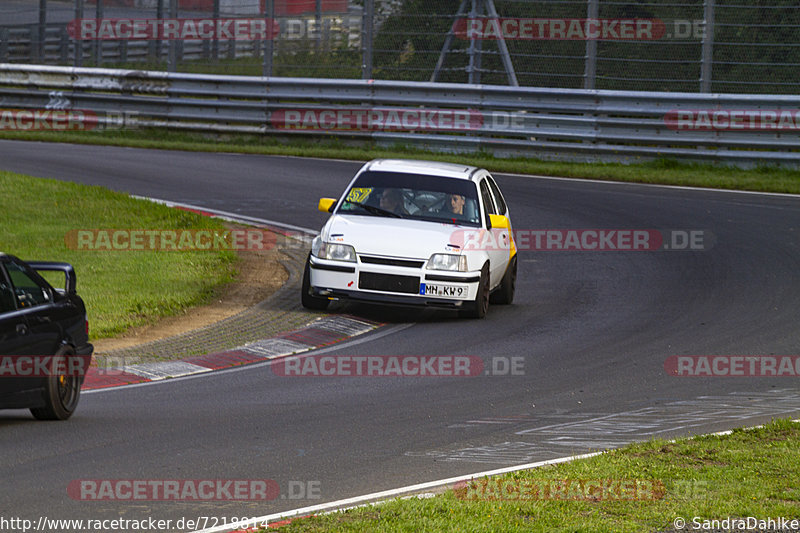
[{"left": 92, "top": 234, "right": 288, "bottom": 353}]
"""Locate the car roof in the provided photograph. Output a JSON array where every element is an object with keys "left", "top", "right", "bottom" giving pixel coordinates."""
[{"left": 364, "top": 159, "right": 482, "bottom": 181}]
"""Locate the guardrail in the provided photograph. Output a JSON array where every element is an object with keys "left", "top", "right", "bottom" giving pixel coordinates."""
[{"left": 2, "top": 63, "right": 800, "bottom": 166}]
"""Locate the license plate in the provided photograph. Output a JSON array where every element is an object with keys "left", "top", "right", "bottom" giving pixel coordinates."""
[{"left": 419, "top": 283, "right": 466, "bottom": 298}]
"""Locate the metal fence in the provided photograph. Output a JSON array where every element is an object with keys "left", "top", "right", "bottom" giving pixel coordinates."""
[
  {"left": 2, "top": 63, "right": 800, "bottom": 166},
  {"left": 1, "top": 0, "right": 799, "bottom": 93}
]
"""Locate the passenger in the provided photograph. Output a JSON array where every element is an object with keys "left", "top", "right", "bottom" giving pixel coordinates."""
[{"left": 445, "top": 193, "right": 466, "bottom": 216}]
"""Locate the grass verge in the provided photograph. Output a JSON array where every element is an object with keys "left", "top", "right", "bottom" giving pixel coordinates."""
[
  {"left": 0, "top": 170, "right": 237, "bottom": 339},
  {"left": 268, "top": 418, "right": 800, "bottom": 532},
  {"left": 2, "top": 129, "right": 800, "bottom": 194}
]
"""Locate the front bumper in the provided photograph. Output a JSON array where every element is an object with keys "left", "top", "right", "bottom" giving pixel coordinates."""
[{"left": 309, "top": 255, "right": 480, "bottom": 308}]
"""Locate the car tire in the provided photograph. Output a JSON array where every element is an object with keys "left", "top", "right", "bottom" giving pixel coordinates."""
[
  {"left": 490, "top": 255, "right": 517, "bottom": 305},
  {"left": 301, "top": 254, "right": 330, "bottom": 311},
  {"left": 460, "top": 263, "right": 490, "bottom": 319},
  {"left": 30, "top": 347, "right": 81, "bottom": 421}
]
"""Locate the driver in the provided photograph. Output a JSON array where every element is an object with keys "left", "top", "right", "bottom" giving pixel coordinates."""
[{"left": 379, "top": 188, "right": 408, "bottom": 215}]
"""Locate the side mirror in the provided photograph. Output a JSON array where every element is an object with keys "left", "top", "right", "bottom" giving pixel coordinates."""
[
  {"left": 488, "top": 214, "right": 509, "bottom": 230},
  {"left": 318, "top": 198, "right": 336, "bottom": 213}
]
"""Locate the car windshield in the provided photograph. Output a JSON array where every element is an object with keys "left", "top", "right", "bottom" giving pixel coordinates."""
[{"left": 337, "top": 171, "right": 481, "bottom": 226}]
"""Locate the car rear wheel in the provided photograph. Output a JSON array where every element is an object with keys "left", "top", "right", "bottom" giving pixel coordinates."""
[
  {"left": 490, "top": 255, "right": 517, "bottom": 305},
  {"left": 301, "top": 254, "right": 330, "bottom": 311},
  {"left": 460, "top": 263, "right": 490, "bottom": 319},
  {"left": 31, "top": 347, "right": 81, "bottom": 421}
]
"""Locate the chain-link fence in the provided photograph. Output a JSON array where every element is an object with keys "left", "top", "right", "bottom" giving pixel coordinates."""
[{"left": 1, "top": 0, "right": 798, "bottom": 93}]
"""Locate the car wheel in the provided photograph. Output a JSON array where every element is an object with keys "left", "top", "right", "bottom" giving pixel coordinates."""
[
  {"left": 31, "top": 347, "right": 81, "bottom": 421},
  {"left": 301, "top": 254, "right": 330, "bottom": 311},
  {"left": 460, "top": 263, "right": 490, "bottom": 319},
  {"left": 490, "top": 255, "right": 517, "bottom": 305}
]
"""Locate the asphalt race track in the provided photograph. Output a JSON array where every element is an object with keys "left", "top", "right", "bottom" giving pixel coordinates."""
[{"left": 1, "top": 139, "right": 799, "bottom": 529}]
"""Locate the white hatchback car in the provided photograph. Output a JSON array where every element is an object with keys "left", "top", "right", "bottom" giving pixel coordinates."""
[{"left": 301, "top": 159, "right": 517, "bottom": 318}]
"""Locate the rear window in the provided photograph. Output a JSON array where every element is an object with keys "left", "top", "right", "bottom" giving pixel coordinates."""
[
  {"left": 6, "top": 261, "right": 50, "bottom": 308},
  {"left": 487, "top": 175, "right": 507, "bottom": 215}
]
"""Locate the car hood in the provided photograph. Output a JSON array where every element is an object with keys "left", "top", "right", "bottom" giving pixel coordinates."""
[{"left": 323, "top": 215, "right": 468, "bottom": 259}]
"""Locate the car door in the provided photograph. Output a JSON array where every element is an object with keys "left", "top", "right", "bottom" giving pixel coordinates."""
[
  {"left": 478, "top": 176, "right": 509, "bottom": 287},
  {"left": 486, "top": 172, "right": 514, "bottom": 264},
  {"left": 0, "top": 260, "right": 39, "bottom": 398},
  {"left": 4, "top": 259, "right": 62, "bottom": 358}
]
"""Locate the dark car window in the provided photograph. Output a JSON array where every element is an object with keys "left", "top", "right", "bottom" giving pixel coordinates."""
[
  {"left": 0, "top": 277, "right": 16, "bottom": 313},
  {"left": 6, "top": 261, "right": 50, "bottom": 308},
  {"left": 486, "top": 175, "right": 507, "bottom": 215},
  {"left": 479, "top": 179, "right": 497, "bottom": 216}
]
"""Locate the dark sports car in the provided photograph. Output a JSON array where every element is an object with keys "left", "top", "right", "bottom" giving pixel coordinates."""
[{"left": 0, "top": 253, "right": 93, "bottom": 420}]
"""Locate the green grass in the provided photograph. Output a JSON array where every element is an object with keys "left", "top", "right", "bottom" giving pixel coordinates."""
[
  {"left": 269, "top": 418, "right": 800, "bottom": 532},
  {"left": 0, "top": 170, "right": 237, "bottom": 339},
  {"left": 2, "top": 128, "right": 800, "bottom": 194}
]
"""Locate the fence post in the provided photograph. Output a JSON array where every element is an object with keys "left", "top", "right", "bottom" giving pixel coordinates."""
[
  {"left": 700, "top": 0, "right": 715, "bottom": 92},
  {"left": 37, "top": 0, "right": 47, "bottom": 63},
  {"left": 0, "top": 28, "right": 8, "bottom": 63},
  {"left": 60, "top": 27, "right": 69, "bottom": 63},
  {"left": 584, "top": 0, "right": 598, "bottom": 89},
  {"left": 467, "top": 0, "right": 481, "bottom": 84},
  {"left": 167, "top": 0, "right": 177, "bottom": 72},
  {"left": 362, "top": 0, "right": 373, "bottom": 79},
  {"left": 315, "top": 0, "right": 322, "bottom": 52},
  {"left": 263, "top": 0, "right": 274, "bottom": 77},
  {"left": 212, "top": 0, "right": 220, "bottom": 61},
  {"left": 148, "top": 0, "right": 165, "bottom": 64},
  {"left": 94, "top": 0, "right": 103, "bottom": 65},
  {"left": 74, "top": 0, "right": 84, "bottom": 67}
]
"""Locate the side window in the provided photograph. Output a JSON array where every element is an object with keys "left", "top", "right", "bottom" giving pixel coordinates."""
[
  {"left": 486, "top": 175, "right": 507, "bottom": 215},
  {"left": 479, "top": 179, "right": 497, "bottom": 216},
  {"left": 0, "top": 266, "right": 16, "bottom": 313},
  {"left": 6, "top": 261, "right": 50, "bottom": 309}
]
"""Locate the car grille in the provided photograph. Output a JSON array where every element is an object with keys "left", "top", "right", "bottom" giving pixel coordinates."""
[
  {"left": 358, "top": 272, "right": 420, "bottom": 294},
  {"left": 359, "top": 255, "right": 425, "bottom": 268}
]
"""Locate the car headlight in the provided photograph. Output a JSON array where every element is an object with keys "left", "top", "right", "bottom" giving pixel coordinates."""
[
  {"left": 314, "top": 242, "right": 356, "bottom": 262},
  {"left": 427, "top": 254, "right": 467, "bottom": 272}
]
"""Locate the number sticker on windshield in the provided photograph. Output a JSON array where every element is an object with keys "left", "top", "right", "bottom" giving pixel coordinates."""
[{"left": 346, "top": 187, "right": 373, "bottom": 203}]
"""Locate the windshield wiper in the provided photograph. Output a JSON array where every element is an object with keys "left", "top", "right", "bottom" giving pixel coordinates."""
[
  {"left": 346, "top": 201, "right": 403, "bottom": 218},
  {"left": 413, "top": 213, "right": 475, "bottom": 226}
]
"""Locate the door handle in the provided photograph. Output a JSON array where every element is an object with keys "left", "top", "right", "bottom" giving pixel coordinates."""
[{"left": 16, "top": 323, "right": 28, "bottom": 335}]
